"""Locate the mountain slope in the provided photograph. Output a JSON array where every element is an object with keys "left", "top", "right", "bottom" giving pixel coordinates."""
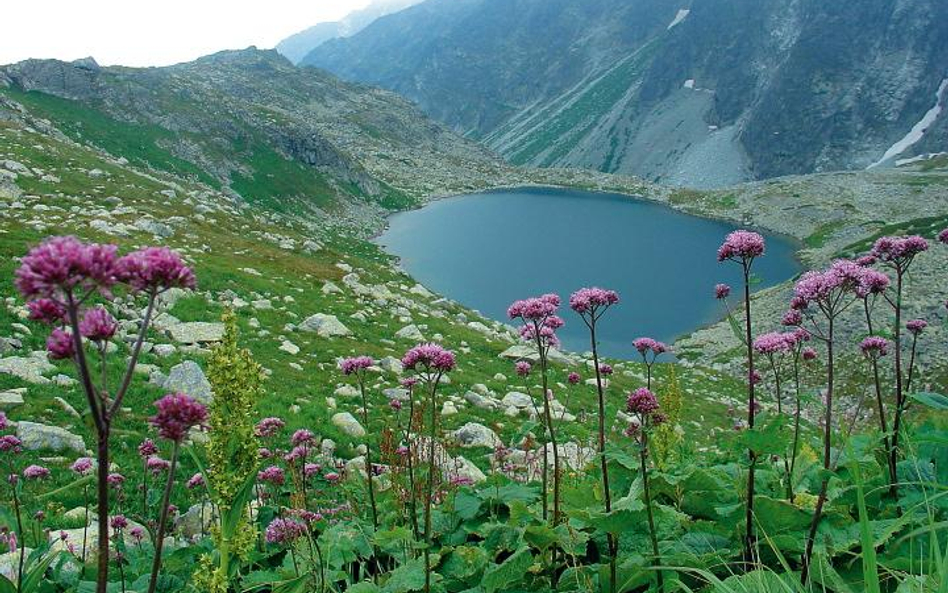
[
  {"left": 277, "top": 0, "right": 425, "bottom": 64},
  {"left": 0, "top": 48, "right": 503, "bottom": 215},
  {"left": 303, "top": 0, "right": 948, "bottom": 187}
]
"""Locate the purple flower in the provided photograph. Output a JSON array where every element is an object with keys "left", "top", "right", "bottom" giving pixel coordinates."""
[
  {"left": 626, "top": 388, "right": 659, "bottom": 415},
  {"left": 291, "top": 429, "right": 315, "bottom": 447},
  {"left": 107, "top": 473, "right": 125, "bottom": 487},
  {"left": 23, "top": 465, "right": 50, "bottom": 480},
  {"left": 871, "top": 235, "right": 929, "bottom": 264},
  {"left": 304, "top": 463, "right": 321, "bottom": 478},
  {"left": 339, "top": 356, "right": 374, "bottom": 376},
  {"left": 146, "top": 456, "right": 171, "bottom": 474},
  {"left": 116, "top": 246, "right": 196, "bottom": 293},
  {"left": 567, "top": 372, "right": 581, "bottom": 385},
  {"left": 0, "top": 412, "right": 7, "bottom": 431},
  {"left": 753, "top": 332, "right": 792, "bottom": 355},
  {"left": 793, "top": 260, "right": 862, "bottom": 307},
  {"left": 255, "top": 417, "right": 285, "bottom": 438},
  {"left": 717, "top": 230, "right": 765, "bottom": 263},
  {"left": 633, "top": 337, "right": 668, "bottom": 357},
  {"left": 802, "top": 347, "right": 818, "bottom": 362},
  {"left": 129, "top": 526, "right": 145, "bottom": 542},
  {"left": 715, "top": 283, "right": 731, "bottom": 300},
  {"left": 569, "top": 287, "right": 619, "bottom": 314},
  {"left": 939, "top": 228, "right": 948, "bottom": 245},
  {"left": 149, "top": 393, "right": 208, "bottom": 442},
  {"left": 855, "top": 255, "right": 877, "bottom": 266},
  {"left": 138, "top": 438, "right": 159, "bottom": 458},
  {"left": 507, "top": 293, "right": 560, "bottom": 321},
  {"left": 401, "top": 343, "right": 456, "bottom": 373},
  {"left": 46, "top": 328, "right": 75, "bottom": 360},
  {"left": 79, "top": 306, "right": 117, "bottom": 341},
  {"left": 906, "top": 319, "right": 928, "bottom": 335},
  {"left": 109, "top": 515, "right": 128, "bottom": 531},
  {"left": 860, "top": 336, "right": 889, "bottom": 358},
  {"left": 0, "top": 435, "right": 21, "bottom": 454},
  {"left": 284, "top": 445, "right": 309, "bottom": 463},
  {"left": 324, "top": 471, "right": 341, "bottom": 484},
  {"left": 258, "top": 466, "right": 285, "bottom": 486},
  {"left": 15, "top": 236, "right": 119, "bottom": 300},
  {"left": 515, "top": 361, "right": 531, "bottom": 377},
  {"left": 781, "top": 309, "right": 803, "bottom": 327},
  {"left": 26, "top": 298, "right": 66, "bottom": 325},
  {"left": 598, "top": 364, "right": 613, "bottom": 376},
  {"left": 264, "top": 517, "right": 306, "bottom": 545},
  {"left": 71, "top": 457, "right": 94, "bottom": 475},
  {"left": 855, "top": 267, "right": 890, "bottom": 298},
  {"left": 389, "top": 399, "right": 403, "bottom": 411},
  {"left": 400, "top": 377, "right": 418, "bottom": 389},
  {"left": 186, "top": 473, "right": 205, "bottom": 489}
]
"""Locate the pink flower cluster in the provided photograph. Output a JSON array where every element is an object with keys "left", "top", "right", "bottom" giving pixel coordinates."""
[
  {"left": 906, "top": 319, "right": 927, "bottom": 335},
  {"left": 752, "top": 332, "right": 794, "bottom": 355},
  {"left": 507, "top": 293, "right": 560, "bottom": 321},
  {"left": 567, "top": 372, "right": 581, "bottom": 385},
  {"left": 79, "top": 307, "right": 118, "bottom": 342},
  {"left": 401, "top": 343, "right": 456, "bottom": 373},
  {"left": 717, "top": 230, "right": 766, "bottom": 262},
  {"left": 46, "top": 328, "right": 75, "bottom": 360},
  {"left": 569, "top": 287, "right": 619, "bottom": 314},
  {"left": 115, "top": 246, "right": 196, "bottom": 293},
  {"left": 71, "top": 457, "right": 94, "bottom": 475},
  {"left": 138, "top": 438, "right": 159, "bottom": 458},
  {"left": 626, "top": 388, "right": 660, "bottom": 416},
  {"left": 149, "top": 393, "right": 208, "bottom": 442},
  {"left": 339, "top": 356, "right": 374, "bottom": 376},
  {"left": 258, "top": 465, "right": 286, "bottom": 486},
  {"left": 715, "top": 283, "right": 731, "bottom": 300},
  {"left": 15, "top": 237, "right": 120, "bottom": 299},
  {"left": 871, "top": 235, "right": 929, "bottom": 264},
  {"left": 515, "top": 361, "right": 531, "bottom": 377},
  {"left": 265, "top": 518, "right": 308, "bottom": 544},
  {"left": 860, "top": 336, "right": 890, "bottom": 358},
  {"left": 255, "top": 417, "right": 286, "bottom": 438},
  {"left": 23, "top": 465, "right": 51, "bottom": 480},
  {"left": 633, "top": 337, "right": 668, "bottom": 357},
  {"left": 792, "top": 260, "right": 864, "bottom": 307},
  {"left": 146, "top": 457, "right": 171, "bottom": 474}
]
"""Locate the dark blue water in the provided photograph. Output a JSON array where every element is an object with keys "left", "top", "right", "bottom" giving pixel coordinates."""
[{"left": 377, "top": 188, "right": 801, "bottom": 359}]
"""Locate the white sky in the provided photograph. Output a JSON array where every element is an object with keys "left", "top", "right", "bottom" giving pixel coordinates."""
[{"left": 0, "top": 0, "right": 373, "bottom": 68}]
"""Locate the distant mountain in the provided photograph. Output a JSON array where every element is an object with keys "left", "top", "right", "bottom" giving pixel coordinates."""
[
  {"left": 0, "top": 48, "right": 501, "bottom": 212},
  {"left": 277, "top": 0, "right": 425, "bottom": 64},
  {"left": 303, "top": 0, "right": 948, "bottom": 188}
]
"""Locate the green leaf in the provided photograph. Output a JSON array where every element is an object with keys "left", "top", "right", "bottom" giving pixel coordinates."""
[
  {"left": 483, "top": 547, "right": 533, "bottom": 593},
  {"left": 20, "top": 549, "right": 60, "bottom": 593},
  {"left": 909, "top": 392, "right": 948, "bottom": 410},
  {"left": 382, "top": 557, "right": 428, "bottom": 593},
  {"left": 524, "top": 525, "right": 558, "bottom": 551},
  {"left": 348, "top": 583, "right": 382, "bottom": 593},
  {"left": 453, "top": 491, "right": 482, "bottom": 521},
  {"left": 441, "top": 546, "right": 488, "bottom": 582},
  {"left": 0, "top": 575, "right": 16, "bottom": 593}
]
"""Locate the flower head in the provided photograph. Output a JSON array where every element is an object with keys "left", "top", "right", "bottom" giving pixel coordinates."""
[
  {"left": 906, "top": 319, "right": 928, "bottom": 335},
  {"left": 258, "top": 466, "right": 285, "bottom": 486},
  {"left": 871, "top": 235, "right": 929, "bottom": 265},
  {"left": 569, "top": 287, "right": 619, "bottom": 315},
  {"left": 715, "top": 283, "right": 731, "bottom": 300},
  {"left": 802, "top": 347, "right": 818, "bottom": 362},
  {"left": 753, "top": 332, "right": 792, "bottom": 355},
  {"left": 138, "top": 438, "right": 159, "bottom": 458},
  {"left": 717, "top": 230, "right": 765, "bottom": 263},
  {"left": 567, "top": 372, "right": 581, "bottom": 385},
  {"left": 860, "top": 336, "right": 889, "bottom": 358},
  {"left": 264, "top": 517, "right": 306, "bottom": 545},
  {"left": 146, "top": 456, "right": 171, "bottom": 474},
  {"left": 109, "top": 515, "right": 128, "bottom": 531},
  {"left": 116, "top": 246, "right": 195, "bottom": 293},
  {"left": 400, "top": 377, "right": 418, "bottom": 389},
  {"left": 255, "top": 417, "right": 285, "bottom": 438},
  {"left": 856, "top": 268, "right": 890, "bottom": 298},
  {"left": 46, "top": 328, "right": 75, "bottom": 360},
  {"left": 291, "top": 429, "right": 315, "bottom": 447},
  {"left": 0, "top": 412, "right": 7, "bottom": 431},
  {"left": 598, "top": 363, "right": 613, "bottom": 376},
  {"left": 401, "top": 343, "right": 456, "bottom": 373},
  {"left": 938, "top": 228, "right": 948, "bottom": 245},
  {"left": 793, "top": 260, "right": 863, "bottom": 308},
  {"left": 107, "top": 473, "right": 125, "bottom": 487},
  {"left": 514, "top": 360, "right": 531, "bottom": 377},
  {"left": 15, "top": 236, "right": 119, "bottom": 300},
  {"left": 508, "top": 294, "right": 560, "bottom": 321},
  {"left": 626, "top": 388, "right": 659, "bottom": 415},
  {"left": 71, "top": 457, "right": 94, "bottom": 475},
  {"left": 781, "top": 309, "right": 803, "bottom": 327},
  {"left": 339, "top": 356, "right": 374, "bottom": 376},
  {"left": 79, "top": 306, "right": 117, "bottom": 341},
  {"left": 23, "top": 465, "right": 51, "bottom": 480},
  {"left": 633, "top": 337, "right": 668, "bottom": 358},
  {"left": 26, "top": 299, "right": 66, "bottom": 325},
  {"left": 389, "top": 399, "right": 403, "bottom": 411},
  {"left": 149, "top": 393, "right": 208, "bottom": 442},
  {"left": 186, "top": 473, "right": 205, "bottom": 489},
  {"left": 0, "top": 435, "right": 21, "bottom": 454}
]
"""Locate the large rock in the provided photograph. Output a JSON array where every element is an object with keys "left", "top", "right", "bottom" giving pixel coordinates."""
[
  {"left": 0, "top": 549, "right": 33, "bottom": 581},
  {"left": 501, "top": 391, "right": 534, "bottom": 409},
  {"left": 0, "top": 388, "right": 26, "bottom": 410},
  {"left": 464, "top": 391, "right": 500, "bottom": 410},
  {"left": 300, "top": 314, "right": 352, "bottom": 338},
  {"left": 395, "top": 324, "right": 425, "bottom": 341},
  {"left": 51, "top": 518, "right": 149, "bottom": 559},
  {"left": 453, "top": 422, "right": 502, "bottom": 448},
  {"left": 0, "top": 352, "right": 56, "bottom": 384},
  {"left": 331, "top": 412, "right": 365, "bottom": 437},
  {"left": 447, "top": 456, "right": 487, "bottom": 485},
  {"left": 168, "top": 322, "right": 224, "bottom": 344},
  {"left": 499, "top": 344, "right": 571, "bottom": 365},
  {"left": 16, "top": 421, "right": 85, "bottom": 453},
  {"left": 176, "top": 503, "right": 217, "bottom": 539},
  {"left": 162, "top": 361, "right": 212, "bottom": 402}
]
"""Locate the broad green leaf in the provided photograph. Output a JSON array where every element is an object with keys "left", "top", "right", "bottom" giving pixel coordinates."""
[
  {"left": 348, "top": 583, "right": 382, "bottom": 593},
  {"left": 453, "top": 491, "right": 482, "bottom": 521},
  {"left": 441, "top": 545, "right": 488, "bottom": 581},
  {"left": 483, "top": 547, "right": 533, "bottom": 593},
  {"left": 909, "top": 392, "right": 948, "bottom": 410},
  {"left": 382, "top": 557, "right": 428, "bottom": 593}
]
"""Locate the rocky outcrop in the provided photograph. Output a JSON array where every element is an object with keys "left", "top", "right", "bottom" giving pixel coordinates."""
[{"left": 16, "top": 421, "right": 85, "bottom": 453}]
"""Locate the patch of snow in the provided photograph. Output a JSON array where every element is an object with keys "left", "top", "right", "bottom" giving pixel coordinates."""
[
  {"left": 895, "top": 151, "right": 947, "bottom": 167},
  {"left": 683, "top": 79, "right": 695, "bottom": 89},
  {"left": 667, "top": 9, "right": 691, "bottom": 30},
  {"left": 869, "top": 78, "right": 948, "bottom": 168}
]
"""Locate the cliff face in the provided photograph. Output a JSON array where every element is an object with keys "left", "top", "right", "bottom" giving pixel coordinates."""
[{"left": 304, "top": 0, "right": 948, "bottom": 187}]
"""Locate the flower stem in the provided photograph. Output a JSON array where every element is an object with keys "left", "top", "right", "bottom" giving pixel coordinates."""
[{"left": 147, "top": 441, "right": 180, "bottom": 593}]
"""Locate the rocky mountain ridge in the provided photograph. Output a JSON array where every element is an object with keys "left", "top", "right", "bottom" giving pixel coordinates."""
[{"left": 304, "top": 0, "right": 948, "bottom": 188}]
